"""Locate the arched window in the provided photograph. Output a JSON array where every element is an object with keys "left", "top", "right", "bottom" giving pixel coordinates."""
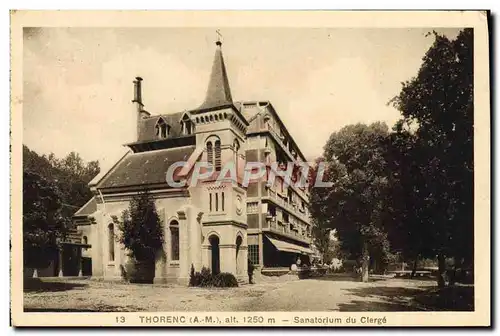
[
  {"left": 206, "top": 141, "right": 213, "bottom": 167},
  {"left": 209, "top": 235, "right": 220, "bottom": 275},
  {"left": 235, "top": 236, "right": 243, "bottom": 274},
  {"left": 170, "top": 220, "right": 180, "bottom": 261},
  {"left": 215, "top": 193, "right": 219, "bottom": 212},
  {"left": 108, "top": 224, "right": 114, "bottom": 262},
  {"left": 155, "top": 118, "right": 169, "bottom": 139},
  {"left": 233, "top": 139, "right": 240, "bottom": 153},
  {"left": 221, "top": 192, "right": 225, "bottom": 212},
  {"left": 233, "top": 139, "right": 240, "bottom": 176},
  {"left": 214, "top": 140, "right": 221, "bottom": 171},
  {"left": 209, "top": 193, "right": 213, "bottom": 212}
]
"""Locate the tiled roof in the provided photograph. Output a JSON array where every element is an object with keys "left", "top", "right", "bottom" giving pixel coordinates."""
[
  {"left": 138, "top": 111, "right": 186, "bottom": 142},
  {"left": 97, "top": 145, "right": 196, "bottom": 189},
  {"left": 73, "top": 197, "right": 97, "bottom": 218},
  {"left": 195, "top": 42, "right": 233, "bottom": 112}
]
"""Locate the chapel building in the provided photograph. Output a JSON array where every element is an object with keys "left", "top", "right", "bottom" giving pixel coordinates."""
[{"left": 73, "top": 40, "right": 313, "bottom": 284}]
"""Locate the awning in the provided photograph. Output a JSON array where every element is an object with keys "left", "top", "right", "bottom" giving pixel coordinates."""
[{"left": 266, "top": 236, "right": 313, "bottom": 255}]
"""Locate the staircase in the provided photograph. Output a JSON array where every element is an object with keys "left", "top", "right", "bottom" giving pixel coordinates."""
[{"left": 64, "top": 227, "right": 83, "bottom": 244}]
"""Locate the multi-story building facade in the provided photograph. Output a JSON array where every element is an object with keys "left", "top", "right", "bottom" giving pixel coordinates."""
[
  {"left": 238, "top": 102, "right": 313, "bottom": 271},
  {"left": 71, "top": 40, "right": 312, "bottom": 283}
]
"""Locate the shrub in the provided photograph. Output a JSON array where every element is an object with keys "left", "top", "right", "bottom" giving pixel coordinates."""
[
  {"left": 247, "top": 260, "right": 255, "bottom": 284},
  {"left": 189, "top": 264, "right": 201, "bottom": 287},
  {"left": 120, "top": 264, "right": 129, "bottom": 281},
  {"left": 199, "top": 267, "right": 213, "bottom": 287},
  {"left": 189, "top": 266, "right": 238, "bottom": 288},
  {"left": 213, "top": 272, "right": 238, "bottom": 288},
  {"left": 298, "top": 267, "right": 311, "bottom": 279}
]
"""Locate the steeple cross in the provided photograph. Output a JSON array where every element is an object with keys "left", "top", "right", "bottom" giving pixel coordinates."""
[{"left": 216, "top": 29, "right": 223, "bottom": 44}]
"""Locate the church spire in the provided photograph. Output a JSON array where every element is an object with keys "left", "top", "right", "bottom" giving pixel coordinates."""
[{"left": 196, "top": 38, "right": 233, "bottom": 111}]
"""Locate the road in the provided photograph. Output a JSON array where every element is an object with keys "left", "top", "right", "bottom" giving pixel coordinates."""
[{"left": 24, "top": 275, "right": 440, "bottom": 312}]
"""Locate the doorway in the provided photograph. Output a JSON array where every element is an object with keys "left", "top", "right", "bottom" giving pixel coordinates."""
[
  {"left": 235, "top": 236, "right": 243, "bottom": 275},
  {"left": 209, "top": 235, "right": 220, "bottom": 275}
]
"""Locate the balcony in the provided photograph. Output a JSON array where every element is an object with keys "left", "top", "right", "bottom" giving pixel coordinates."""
[
  {"left": 266, "top": 189, "right": 310, "bottom": 224},
  {"left": 266, "top": 218, "right": 310, "bottom": 244}
]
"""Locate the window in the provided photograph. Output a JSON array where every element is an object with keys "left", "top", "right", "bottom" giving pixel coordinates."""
[
  {"left": 233, "top": 139, "right": 240, "bottom": 175},
  {"left": 181, "top": 114, "right": 193, "bottom": 135},
  {"left": 215, "top": 193, "right": 219, "bottom": 212},
  {"left": 156, "top": 118, "right": 169, "bottom": 139},
  {"left": 248, "top": 245, "right": 259, "bottom": 265},
  {"left": 170, "top": 220, "right": 180, "bottom": 261},
  {"left": 214, "top": 140, "right": 221, "bottom": 171},
  {"left": 82, "top": 236, "right": 88, "bottom": 251},
  {"left": 268, "top": 204, "right": 276, "bottom": 217},
  {"left": 108, "top": 224, "right": 115, "bottom": 262},
  {"left": 283, "top": 212, "right": 289, "bottom": 224},
  {"left": 287, "top": 188, "right": 293, "bottom": 204},
  {"left": 234, "top": 139, "right": 240, "bottom": 152},
  {"left": 221, "top": 192, "right": 225, "bottom": 211},
  {"left": 206, "top": 142, "right": 214, "bottom": 167},
  {"left": 209, "top": 193, "right": 212, "bottom": 212},
  {"left": 247, "top": 202, "right": 258, "bottom": 214},
  {"left": 236, "top": 236, "right": 243, "bottom": 274}
]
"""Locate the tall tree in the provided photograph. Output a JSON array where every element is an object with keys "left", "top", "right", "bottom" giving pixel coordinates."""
[
  {"left": 310, "top": 122, "right": 392, "bottom": 281},
  {"left": 23, "top": 145, "right": 101, "bottom": 267},
  {"left": 390, "top": 29, "right": 474, "bottom": 287},
  {"left": 24, "top": 145, "right": 100, "bottom": 215},
  {"left": 23, "top": 171, "right": 69, "bottom": 268},
  {"left": 383, "top": 128, "right": 436, "bottom": 276},
  {"left": 311, "top": 224, "right": 335, "bottom": 263},
  {"left": 114, "top": 189, "right": 164, "bottom": 283}
]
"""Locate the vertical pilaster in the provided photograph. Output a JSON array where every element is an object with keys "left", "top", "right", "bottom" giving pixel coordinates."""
[
  {"left": 258, "top": 232, "right": 264, "bottom": 267},
  {"left": 154, "top": 208, "right": 167, "bottom": 283},
  {"left": 219, "top": 245, "right": 236, "bottom": 275},
  {"left": 90, "top": 211, "right": 102, "bottom": 277},
  {"left": 177, "top": 208, "right": 190, "bottom": 282},
  {"left": 188, "top": 209, "right": 203, "bottom": 271},
  {"left": 242, "top": 246, "right": 248, "bottom": 277}
]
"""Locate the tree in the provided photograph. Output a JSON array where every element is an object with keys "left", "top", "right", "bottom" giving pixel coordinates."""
[
  {"left": 311, "top": 224, "right": 334, "bottom": 263},
  {"left": 23, "top": 145, "right": 100, "bottom": 217},
  {"left": 114, "top": 189, "right": 164, "bottom": 283},
  {"left": 23, "top": 146, "right": 100, "bottom": 269},
  {"left": 46, "top": 150, "right": 100, "bottom": 209},
  {"left": 383, "top": 129, "right": 436, "bottom": 277},
  {"left": 310, "top": 122, "right": 393, "bottom": 282},
  {"left": 23, "top": 171, "right": 69, "bottom": 268},
  {"left": 390, "top": 29, "right": 473, "bottom": 287}
]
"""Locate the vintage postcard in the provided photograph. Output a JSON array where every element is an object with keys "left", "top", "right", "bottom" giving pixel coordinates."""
[{"left": 11, "top": 10, "right": 490, "bottom": 327}]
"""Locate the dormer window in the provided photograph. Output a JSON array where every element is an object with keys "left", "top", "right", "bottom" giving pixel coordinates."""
[
  {"left": 181, "top": 113, "right": 194, "bottom": 135},
  {"left": 155, "top": 118, "right": 169, "bottom": 139}
]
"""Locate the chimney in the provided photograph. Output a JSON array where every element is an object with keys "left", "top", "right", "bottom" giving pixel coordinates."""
[
  {"left": 132, "top": 76, "right": 144, "bottom": 112},
  {"left": 133, "top": 76, "right": 150, "bottom": 141}
]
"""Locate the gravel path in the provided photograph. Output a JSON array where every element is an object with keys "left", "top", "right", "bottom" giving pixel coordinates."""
[{"left": 24, "top": 275, "right": 437, "bottom": 312}]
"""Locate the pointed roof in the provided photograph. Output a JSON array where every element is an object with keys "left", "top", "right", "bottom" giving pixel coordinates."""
[{"left": 196, "top": 41, "right": 233, "bottom": 111}]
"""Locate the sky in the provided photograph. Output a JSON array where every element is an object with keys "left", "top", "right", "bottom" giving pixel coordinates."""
[{"left": 23, "top": 27, "right": 462, "bottom": 170}]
